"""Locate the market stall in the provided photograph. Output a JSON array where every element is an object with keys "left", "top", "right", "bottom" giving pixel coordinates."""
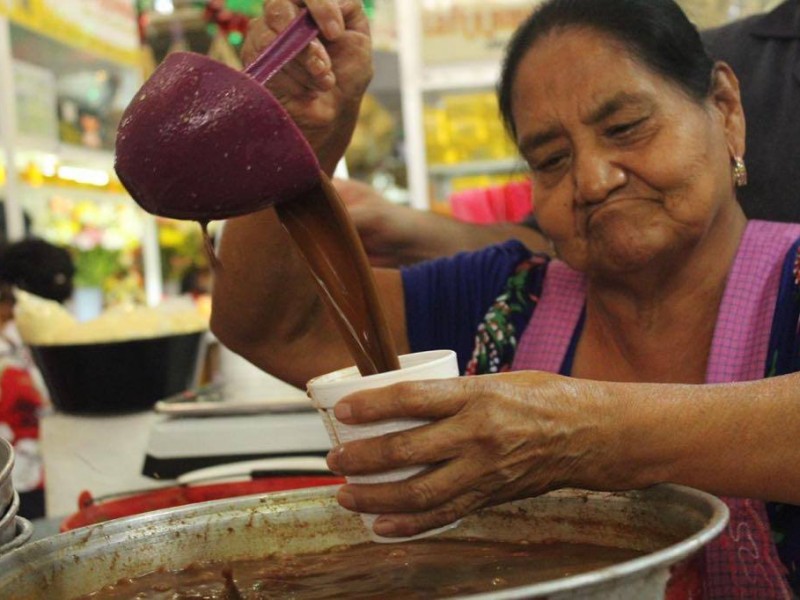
[{"left": 0, "top": 1, "right": 794, "bottom": 597}]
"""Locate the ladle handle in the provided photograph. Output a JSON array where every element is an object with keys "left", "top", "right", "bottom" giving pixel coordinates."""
[{"left": 244, "top": 8, "right": 320, "bottom": 85}]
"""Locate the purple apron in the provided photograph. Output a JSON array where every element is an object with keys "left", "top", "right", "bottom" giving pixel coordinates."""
[{"left": 512, "top": 220, "right": 800, "bottom": 598}]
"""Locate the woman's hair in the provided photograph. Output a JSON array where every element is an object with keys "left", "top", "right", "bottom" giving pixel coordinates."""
[
  {"left": 0, "top": 238, "right": 75, "bottom": 303},
  {"left": 498, "top": 0, "right": 715, "bottom": 138}
]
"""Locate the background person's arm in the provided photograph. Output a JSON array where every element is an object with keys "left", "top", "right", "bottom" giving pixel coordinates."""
[{"left": 335, "top": 178, "right": 552, "bottom": 268}]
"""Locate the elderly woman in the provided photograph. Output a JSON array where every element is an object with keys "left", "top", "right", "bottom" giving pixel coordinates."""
[{"left": 211, "top": 0, "right": 800, "bottom": 596}]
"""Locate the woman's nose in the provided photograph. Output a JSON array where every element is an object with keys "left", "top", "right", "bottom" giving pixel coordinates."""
[{"left": 572, "top": 151, "right": 626, "bottom": 206}]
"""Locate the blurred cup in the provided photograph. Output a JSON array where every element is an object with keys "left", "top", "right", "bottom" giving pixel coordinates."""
[{"left": 306, "top": 349, "right": 459, "bottom": 543}]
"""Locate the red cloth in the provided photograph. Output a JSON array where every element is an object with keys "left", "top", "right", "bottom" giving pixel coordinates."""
[
  {"left": 450, "top": 180, "right": 533, "bottom": 224},
  {"left": 0, "top": 355, "right": 47, "bottom": 498}
]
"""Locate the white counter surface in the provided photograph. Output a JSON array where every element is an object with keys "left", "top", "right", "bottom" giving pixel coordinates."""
[{"left": 41, "top": 410, "right": 165, "bottom": 518}]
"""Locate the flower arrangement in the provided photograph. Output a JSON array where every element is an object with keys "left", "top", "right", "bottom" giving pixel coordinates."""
[
  {"left": 41, "top": 196, "right": 144, "bottom": 289},
  {"left": 157, "top": 218, "right": 212, "bottom": 285}
]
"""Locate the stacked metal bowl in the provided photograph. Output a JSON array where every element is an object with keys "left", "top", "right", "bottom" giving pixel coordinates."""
[{"left": 0, "top": 439, "right": 33, "bottom": 555}]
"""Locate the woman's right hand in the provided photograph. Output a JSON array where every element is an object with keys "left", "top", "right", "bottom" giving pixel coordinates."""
[
  {"left": 243, "top": 0, "right": 373, "bottom": 173},
  {"left": 324, "top": 371, "right": 636, "bottom": 538}
]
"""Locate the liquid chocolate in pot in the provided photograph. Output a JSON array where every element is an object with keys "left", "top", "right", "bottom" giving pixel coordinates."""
[
  {"left": 275, "top": 173, "right": 400, "bottom": 375},
  {"left": 78, "top": 538, "right": 647, "bottom": 599}
]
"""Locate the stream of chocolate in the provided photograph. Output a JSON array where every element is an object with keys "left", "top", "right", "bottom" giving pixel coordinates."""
[
  {"left": 274, "top": 173, "right": 400, "bottom": 376},
  {"left": 198, "top": 174, "right": 400, "bottom": 376},
  {"left": 200, "top": 221, "right": 219, "bottom": 270}
]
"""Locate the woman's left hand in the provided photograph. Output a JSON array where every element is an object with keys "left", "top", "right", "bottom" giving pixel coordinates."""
[
  {"left": 242, "top": 0, "right": 372, "bottom": 173},
  {"left": 326, "top": 371, "right": 622, "bottom": 538}
]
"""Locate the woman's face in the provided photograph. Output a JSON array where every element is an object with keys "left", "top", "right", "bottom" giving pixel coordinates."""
[{"left": 511, "top": 27, "right": 744, "bottom": 275}]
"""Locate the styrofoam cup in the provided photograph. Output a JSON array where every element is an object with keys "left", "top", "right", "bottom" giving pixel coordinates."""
[{"left": 306, "top": 349, "right": 459, "bottom": 542}]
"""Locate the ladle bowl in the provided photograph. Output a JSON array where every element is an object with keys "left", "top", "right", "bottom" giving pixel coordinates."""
[
  {"left": 114, "top": 52, "right": 320, "bottom": 220},
  {"left": 114, "top": 9, "right": 322, "bottom": 220}
]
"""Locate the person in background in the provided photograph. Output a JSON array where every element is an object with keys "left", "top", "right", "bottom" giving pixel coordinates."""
[
  {"left": 702, "top": 0, "right": 800, "bottom": 222},
  {"left": 0, "top": 238, "right": 75, "bottom": 346},
  {"left": 0, "top": 239, "right": 75, "bottom": 300},
  {"left": 213, "top": 0, "right": 800, "bottom": 596},
  {"left": 0, "top": 238, "right": 74, "bottom": 520},
  {"left": 333, "top": 0, "right": 800, "bottom": 268}
]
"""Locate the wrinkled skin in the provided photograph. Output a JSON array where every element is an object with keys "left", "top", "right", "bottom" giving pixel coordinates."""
[
  {"left": 323, "top": 26, "right": 747, "bottom": 537},
  {"left": 215, "top": 4, "right": 800, "bottom": 542},
  {"left": 326, "top": 372, "right": 632, "bottom": 537},
  {"left": 243, "top": 0, "right": 372, "bottom": 173}
]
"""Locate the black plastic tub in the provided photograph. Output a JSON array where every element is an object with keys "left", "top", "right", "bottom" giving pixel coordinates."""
[{"left": 30, "top": 332, "right": 204, "bottom": 414}]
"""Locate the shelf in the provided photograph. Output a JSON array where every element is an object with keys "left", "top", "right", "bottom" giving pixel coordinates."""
[
  {"left": 57, "top": 144, "right": 115, "bottom": 171},
  {"left": 5, "top": 3, "right": 141, "bottom": 69},
  {"left": 428, "top": 157, "right": 525, "bottom": 178},
  {"left": 421, "top": 61, "right": 501, "bottom": 92},
  {"left": 14, "top": 135, "right": 115, "bottom": 170},
  {"left": 13, "top": 181, "right": 129, "bottom": 203}
]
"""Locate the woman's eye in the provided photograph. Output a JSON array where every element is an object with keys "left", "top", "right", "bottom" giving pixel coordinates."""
[
  {"left": 533, "top": 154, "right": 567, "bottom": 172},
  {"left": 606, "top": 118, "right": 646, "bottom": 138}
]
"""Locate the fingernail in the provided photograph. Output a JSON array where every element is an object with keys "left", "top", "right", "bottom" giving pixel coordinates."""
[
  {"left": 307, "top": 56, "right": 326, "bottom": 75},
  {"left": 373, "top": 518, "right": 396, "bottom": 536},
  {"left": 326, "top": 446, "right": 343, "bottom": 473},
  {"left": 337, "top": 488, "right": 357, "bottom": 510},
  {"left": 324, "top": 20, "right": 342, "bottom": 39},
  {"left": 322, "top": 72, "right": 336, "bottom": 88},
  {"left": 334, "top": 401, "right": 352, "bottom": 421}
]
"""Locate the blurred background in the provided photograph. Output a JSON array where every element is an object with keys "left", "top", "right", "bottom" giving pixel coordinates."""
[{"left": 0, "top": 0, "right": 783, "bottom": 314}]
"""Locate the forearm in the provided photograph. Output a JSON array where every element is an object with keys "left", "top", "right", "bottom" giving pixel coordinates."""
[
  {"left": 599, "top": 374, "right": 800, "bottom": 503},
  {"left": 210, "top": 208, "right": 343, "bottom": 387},
  {"left": 312, "top": 100, "right": 364, "bottom": 176}
]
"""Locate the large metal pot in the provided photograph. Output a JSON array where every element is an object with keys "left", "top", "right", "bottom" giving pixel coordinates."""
[
  {"left": 0, "top": 438, "right": 13, "bottom": 517},
  {"left": 0, "top": 484, "right": 728, "bottom": 599},
  {"left": 0, "top": 516, "right": 33, "bottom": 555},
  {"left": 0, "top": 491, "right": 20, "bottom": 547}
]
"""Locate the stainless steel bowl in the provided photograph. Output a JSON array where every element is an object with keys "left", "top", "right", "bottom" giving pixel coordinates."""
[
  {"left": 0, "top": 484, "right": 728, "bottom": 599},
  {"left": 0, "top": 438, "right": 13, "bottom": 517},
  {"left": 0, "top": 491, "right": 19, "bottom": 547},
  {"left": 0, "top": 517, "right": 33, "bottom": 556}
]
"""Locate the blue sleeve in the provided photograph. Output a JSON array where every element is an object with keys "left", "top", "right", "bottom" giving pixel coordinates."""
[
  {"left": 766, "top": 239, "right": 800, "bottom": 377},
  {"left": 401, "top": 240, "right": 533, "bottom": 373}
]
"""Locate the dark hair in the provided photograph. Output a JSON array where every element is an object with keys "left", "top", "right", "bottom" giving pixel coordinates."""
[
  {"left": 0, "top": 238, "right": 75, "bottom": 303},
  {"left": 498, "top": 0, "right": 715, "bottom": 139},
  {"left": 0, "top": 201, "right": 33, "bottom": 246}
]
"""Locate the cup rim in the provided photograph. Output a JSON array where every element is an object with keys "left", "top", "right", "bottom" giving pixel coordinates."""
[{"left": 306, "top": 349, "right": 457, "bottom": 393}]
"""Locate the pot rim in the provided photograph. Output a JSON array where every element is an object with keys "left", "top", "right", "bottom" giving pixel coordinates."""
[
  {"left": 463, "top": 485, "right": 729, "bottom": 599},
  {"left": 0, "top": 484, "right": 730, "bottom": 599},
  {"left": 0, "top": 517, "right": 33, "bottom": 556},
  {"left": 0, "top": 438, "right": 13, "bottom": 487},
  {"left": 0, "top": 491, "right": 20, "bottom": 546}
]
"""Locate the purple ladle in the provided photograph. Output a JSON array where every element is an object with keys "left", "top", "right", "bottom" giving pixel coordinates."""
[{"left": 114, "top": 9, "right": 322, "bottom": 221}]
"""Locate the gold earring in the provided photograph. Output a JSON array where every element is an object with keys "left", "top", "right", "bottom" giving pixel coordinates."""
[{"left": 733, "top": 156, "right": 748, "bottom": 187}]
